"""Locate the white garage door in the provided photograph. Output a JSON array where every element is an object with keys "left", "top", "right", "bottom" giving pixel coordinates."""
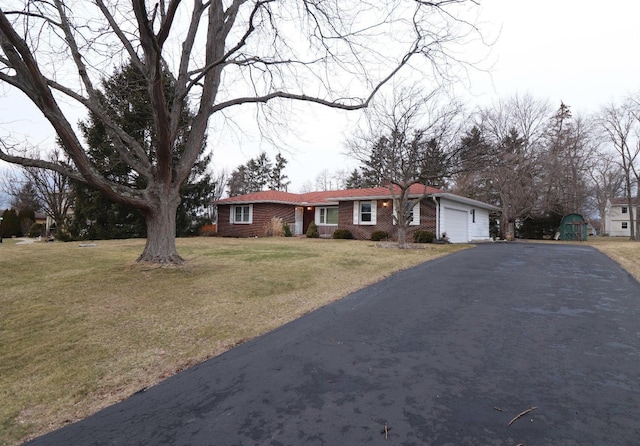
[{"left": 444, "top": 207, "right": 469, "bottom": 243}]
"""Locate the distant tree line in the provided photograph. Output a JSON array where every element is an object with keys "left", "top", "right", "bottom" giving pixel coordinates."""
[
  {"left": 344, "top": 91, "right": 632, "bottom": 240},
  {"left": 4, "top": 89, "right": 640, "bottom": 241}
]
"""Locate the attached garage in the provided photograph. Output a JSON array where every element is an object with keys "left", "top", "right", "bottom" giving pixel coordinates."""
[
  {"left": 443, "top": 207, "right": 469, "bottom": 243},
  {"left": 436, "top": 195, "right": 499, "bottom": 243}
]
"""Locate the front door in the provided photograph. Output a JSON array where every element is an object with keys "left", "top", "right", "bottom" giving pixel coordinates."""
[{"left": 294, "top": 207, "right": 304, "bottom": 235}]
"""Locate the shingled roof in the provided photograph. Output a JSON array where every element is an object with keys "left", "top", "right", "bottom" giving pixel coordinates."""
[
  {"left": 214, "top": 184, "right": 444, "bottom": 206},
  {"left": 608, "top": 197, "right": 640, "bottom": 206}
]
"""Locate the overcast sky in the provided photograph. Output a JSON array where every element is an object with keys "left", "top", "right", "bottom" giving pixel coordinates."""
[
  {"left": 2, "top": 0, "right": 639, "bottom": 202},
  {"left": 211, "top": 0, "right": 640, "bottom": 192}
]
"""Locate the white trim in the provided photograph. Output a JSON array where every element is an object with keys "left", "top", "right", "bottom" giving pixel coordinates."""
[
  {"left": 231, "top": 204, "right": 253, "bottom": 224},
  {"left": 353, "top": 201, "right": 359, "bottom": 224},
  {"left": 393, "top": 200, "right": 420, "bottom": 226},
  {"left": 317, "top": 206, "right": 339, "bottom": 225},
  {"left": 433, "top": 193, "right": 499, "bottom": 211}
]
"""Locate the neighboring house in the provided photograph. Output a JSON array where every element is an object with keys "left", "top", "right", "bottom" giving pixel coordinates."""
[
  {"left": 214, "top": 184, "right": 499, "bottom": 243},
  {"left": 34, "top": 212, "right": 58, "bottom": 236},
  {"left": 604, "top": 198, "right": 639, "bottom": 237},
  {"left": 34, "top": 212, "right": 47, "bottom": 227}
]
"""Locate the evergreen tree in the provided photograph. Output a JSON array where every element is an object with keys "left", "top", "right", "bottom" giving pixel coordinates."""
[
  {"left": 1, "top": 208, "right": 20, "bottom": 238},
  {"left": 356, "top": 131, "right": 452, "bottom": 190},
  {"left": 227, "top": 151, "right": 290, "bottom": 196},
  {"left": 11, "top": 182, "right": 41, "bottom": 216},
  {"left": 70, "top": 62, "right": 214, "bottom": 240},
  {"left": 8, "top": 182, "right": 40, "bottom": 237},
  {"left": 227, "top": 165, "right": 250, "bottom": 197},
  {"left": 453, "top": 125, "right": 496, "bottom": 204},
  {"left": 345, "top": 169, "right": 366, "bottom": 189},
  {"left": 269, "top": 153, "right": 290, "bottom": 191},
  {"left": 420, "top": 137, "right": 450, "bottom": 189},
  {"left": 359, "top": 137, "right": 387, "bottom": 187}
]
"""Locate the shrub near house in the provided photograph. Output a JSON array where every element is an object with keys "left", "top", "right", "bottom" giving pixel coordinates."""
[{"left": 333, "top": 229, "right": 354, "bottom": 239}]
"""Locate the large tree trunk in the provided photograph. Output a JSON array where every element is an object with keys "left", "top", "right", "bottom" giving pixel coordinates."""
[
  {"left": 137, "top": 190, "right": 183, "bottom": 264},
  {"left": 397, "top": 223, "right": 408, "bottom": 248}
]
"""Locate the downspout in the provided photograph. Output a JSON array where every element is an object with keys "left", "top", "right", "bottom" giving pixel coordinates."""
[{"left": 432, "top": 196, "right": 440, "bottom": 239}]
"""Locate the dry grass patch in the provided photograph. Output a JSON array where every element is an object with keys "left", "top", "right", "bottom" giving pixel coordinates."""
[
  {"left": 585, "top": 236, "right": 640, "bottom": 282},
  {"left": 1, "top": 237, "right": 466, "bottom": 445}
]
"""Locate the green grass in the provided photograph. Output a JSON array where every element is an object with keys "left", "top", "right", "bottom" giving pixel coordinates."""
[{"left": 0, "top": 237, "right": 466, "bottom": 445}]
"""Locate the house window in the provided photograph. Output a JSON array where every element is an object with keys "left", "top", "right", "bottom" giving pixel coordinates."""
[
  {"left": 319, "top": 207, "right": 338, "bottom": 225},
  {"left": 360, "top": 202, "right": 372, "bottom": 222},
  {"left": 392, "top": 200, "right": 420, "bottom": 226},
  {"left": 622, "top": 221, "right": 628, "bottom": 229},
  {"left": 353, "top": 200, "right": 377, "bottom": 225},
  {"left": 232, "top": 205, "right": 252, "bottom": 224},
  {"left": 622, "top": 206, "right": 628, "bottom": 214}
]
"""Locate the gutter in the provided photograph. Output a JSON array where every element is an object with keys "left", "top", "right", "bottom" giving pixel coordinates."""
[{"left": 432, "top": 195, "right": 440, "bottom": 239}]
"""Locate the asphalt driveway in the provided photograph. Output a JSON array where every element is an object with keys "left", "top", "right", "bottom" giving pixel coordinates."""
[{"left": 28, "top": 242, "right": 640, "bottom": 445}]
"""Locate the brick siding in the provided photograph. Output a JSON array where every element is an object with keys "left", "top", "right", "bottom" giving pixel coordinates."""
[
  {"left": 338, "top": 199, "right": 436, "bottom": 241},
  {"left": 217, "top": 203, "right": 295, "bottom": 237},
  {"left": 217, "top": 199, "right": 436, "bottom": 240}
]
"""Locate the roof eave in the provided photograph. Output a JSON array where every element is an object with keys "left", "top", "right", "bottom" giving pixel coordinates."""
[
  {"left": 215, "top": 199, "right": 301, "bottom": 206},
  {"left": 435, "top": 192, "right": 500, "bottom": 211},
  {"left": 326, "top": 193, "right": 432, "bottom": 202}
]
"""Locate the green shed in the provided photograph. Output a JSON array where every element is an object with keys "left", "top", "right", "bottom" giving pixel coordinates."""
[{"left": 558, "top": 213, "right": 588, "bottom": 241}]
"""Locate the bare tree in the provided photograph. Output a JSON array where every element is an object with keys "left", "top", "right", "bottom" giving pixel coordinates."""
[
  {"left": 209, "top": 168, "right": 227, "bottom": 224},
  {"left": 314, "top": 169, "right": 334, "bottom": 191},
  {"left": 598, "top": 100, "right": 640, "bottom": 240},
  {"left": 539, "top": 103, "right": 597, "bottom": 216},
  {"left": 299, "top": 180, "right": 314, "bottom": 194},
  {"left": 314, "top": 169, "right": 350, "bottom": 191},
  {"left": 476, "top": 94, "right": 551, "bottom": 239},
  {"left": 587, "top": 147, "right": 625, "bottom": 234},
  {"left": 11, "top": 149, "right": 74, "bottom": 237},
  {"left": 0, "top": 0, "right": 483, "bottom": 263},
  {"left": 348, "top": 87, "right": 464, "bottom": 246},
  {"left": 333, "top": 169, "right": 349, "bottom": 190}
]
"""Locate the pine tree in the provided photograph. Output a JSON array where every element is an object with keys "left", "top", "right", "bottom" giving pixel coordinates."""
[
  {"left": 269, "top": 153, "right": 290, "bottom": 191},
  {"left": 227, "top": 152, "right": 289, "bottom": 196},
  {"left": 1, "top": 208, "right": 20, "bottom": 238},
  {"left": 70, "top": 63, "right": 214, "bottom": 239},
  {"left": 345, "top": 169, "right": 366, "bottom": 189}
]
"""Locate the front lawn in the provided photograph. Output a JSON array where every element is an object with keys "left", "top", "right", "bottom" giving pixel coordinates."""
[{"left": 0, "top": 237, "right": 466, "bottom": 445}]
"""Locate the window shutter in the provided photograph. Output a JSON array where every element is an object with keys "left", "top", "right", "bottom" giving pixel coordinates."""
[
  {"left": 315, "top": 207, "right": 321, "bottom": 224},
  {"left": 392, "top": 200, "right": 397, "bottom": 225},
  {"left": 247, "top": 205, "right": 253, "bottom": 224},
  {"left": 370, "top": 200, "right": 377, "bottom": 224},
  {"left": 393, "top": 200, "right": 419, "bottom": 225},
  {"left": 411, "top": 201, "right": 420, "bottom": 226},
  {"left": 353, "top": 201, "right": 359, "bottom": 224},
  {"left": 230, "top": 206, "right": 234, "bottom": 223}
]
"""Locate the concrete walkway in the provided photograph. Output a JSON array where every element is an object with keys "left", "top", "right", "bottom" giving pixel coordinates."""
[
  {"left": 28, "top": 243, "right": 640, "bottom": 445},
  {"left": 15, "top": 237, "right": 36, "bottom": 244}
]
